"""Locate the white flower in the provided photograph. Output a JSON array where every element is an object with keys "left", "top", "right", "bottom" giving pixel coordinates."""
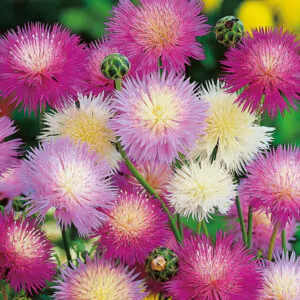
[
  {"left": 189, "top": 80, "right": 274, "bottom": 173},
  {"left": 39, "top": 92, "right": 120, "bottom": 171},
  {"left": 167, "top": 160, "right": 237, "bottom": 222},
  {"left": 260, "top": 252, "right": 300, "bottom": 300}
]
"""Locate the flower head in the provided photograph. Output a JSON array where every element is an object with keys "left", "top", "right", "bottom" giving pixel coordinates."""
[
  {"left": 111, "top": 71, "right": 208, "bottom": 164},
  {"left": 0, "top": 22, "right": 87, "bottom": 112},
  {"left": 0, "top": 116, "right": 22, "bottom": 175},
  {"left": 239, "top": 145, "right": 300, "bottom": 229},
  {"left": 0, "top": 214, "right": 55, "bottom": 293},
  {"left": 189, "top": 80, "right": 274, "bottom": 173},
  {"left": 107, "top": 0, "right": 210, "bottom": 73},
  {"left": 21, "top": 138, "right": 116, "bottom": 235},
  {"left": 94, "top": 188, "right": 169, "bottom": 266},
  {"left": 54, "top": 257, "right": 147, "bottom": 300},
  {"left": 222, "top": 27, "right": 300, "bottom": 117},
  {"left": 260, "top": 252, "right": 300, "bottom": 300},
  {"left": 167, "top": 160, "right": 237, "bottom": 222},
  {"left": 40, "top": 93, "right": 120, "bottom": 170},
  {"left": 165, "top": 234, "right": 262, "bottom": 300}
]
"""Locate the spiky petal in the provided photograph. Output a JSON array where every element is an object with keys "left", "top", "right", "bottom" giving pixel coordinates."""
[
  {"left": 189, "top": 80, "right": 274, "bottom": 173},
  {"left": 165, "top": 234, "right": 262, "bottom": 300},
  {"left": 0, "top": 116, "right": 22, "bottom": 176},
  {"left": 21, "top": 137, "right": 116, "bottom": 235},
  {"left": 39, "top": 93, "right": 120, "bottom": 171},
  {"left": 54, "top": 257, "right": 147, "bottom": 300},
  {"left": 222, "top": 27, "right": 300, "bottom": 118},
  {"left": 0, "top": 23, "right": 87, "bottom": 112},
  {"left": 94, "top": 188, "right": 169, "bottom": 266},
  {"left": 167, "top": 160, "right": 237, "bottom": 222},
  {"left": 107, "top": 0, "right": 210, "bottom": 73},
  {"left": 239, "top": 145, "right": 300, "bottom": 229},
  {"left": 0, "top": 214, "right": 55, "bottom": 294},
  {"left": 111, "top": 71, "right": 209, "bottom": 164},
  {"left": 260, "top": 252, "right": 300, "bottom": 299}
]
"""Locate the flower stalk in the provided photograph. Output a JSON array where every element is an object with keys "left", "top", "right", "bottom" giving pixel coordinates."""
[
  {"left": 235, "top": 196, "right": 247, "bottom": 245},
  {"left": 267, "top": 223, "right": 279, "bottom": 261}
]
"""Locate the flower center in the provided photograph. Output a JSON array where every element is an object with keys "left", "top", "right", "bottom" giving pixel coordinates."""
[
  {"left": 136, "top": 87, "right": 181, "bottom": 135},
  {"left": 151, "top": 256, "right": 167, "bottom": 271}
]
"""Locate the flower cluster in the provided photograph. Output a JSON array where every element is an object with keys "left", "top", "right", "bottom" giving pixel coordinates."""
[{"left": 0, "top": 0, "right": 299, "bottom": 298}]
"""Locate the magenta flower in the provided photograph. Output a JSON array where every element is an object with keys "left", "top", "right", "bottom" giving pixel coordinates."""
[
  {"left": 0, "top": 213, "right": 55, "bottom": 294},
  {"left": 239, "top": 145, "right": 300, "bottom": 229},
  {"left": 260, "top": 252, "right": 300, "bottom": 299},
  {"left": 165, "top": 234, "right": 262, "bottom": 300},
  {"left": 0, "top": 116, "right": 21, "bottom": 175},
  {"left": 21, "top": 137, "right": 116, "bottom": 235},
  {"left": 107, "top": 0, "right": 210, "bottom": 73},
  {"left": 222, "top": 27, "right": 300, "bottom": 118},
  {"left": 111, "top": 71, "right": 209, "bottom": 164},
  {"left": 0, "top": 23, "right": 87, "bottom": 112},
  {"left": 54, "top": 257, "right": 147, "bottom": 300},
  {"left": 94, "top": 187, "right": 169, "bottom": 266}
]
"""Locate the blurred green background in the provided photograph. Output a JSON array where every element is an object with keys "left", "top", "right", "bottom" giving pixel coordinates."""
[{"left": 0, "top": 0, "right": 299, "bottom": 263}]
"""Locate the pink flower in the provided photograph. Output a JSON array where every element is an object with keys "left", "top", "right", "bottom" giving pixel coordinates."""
[
  {"left": 94, "top": 188, "right": 169, "bottom": 266},
  {"left": 54, "top": 257, "right": 147, "bottom": 299},
  {"left": 239, "top": 145, "right": 300, "bottom": 229},
  {"left": 21, "top": 137, "right": 116, "bottom": 235},
  {"left": 114, "top": 160, "right": 171, "bottom": 197},
  {"left": 0, "top": 213, "right": 55, "bottom": 294},
  {"left": 111, "top": 71, "right": 209, "bottom": 164},
  {"left": 165, "top": 234, "right": 262, "bottom": 300},
  {"left": 0, "top": 23, "right": 87, "bottom": 112},
  {"left": 107, "top": 0, "right": 210, "bottom": 73},
  {"left": 222, "top": 27, "right": 300, "bottom": 118},
  {"left": 228, "top": 198, "right": 296, "bottom": 255},
  {"left": 0, "top": 116, "right": 21, "bottom": 175},
  {"left": 0, "top": 161, "right": 29, "bottom": 212}
]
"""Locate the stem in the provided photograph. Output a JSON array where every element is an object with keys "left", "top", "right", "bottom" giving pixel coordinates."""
[
  {"left": 235, "top": 197, "right": 247, "bottom": 245},
  {"left": 177, "top": 214, "right": 184, "bottom": 239},
  {"left": 196, "top": 221, "right": 201, "bottom": 235},
  {"left": 116, "top": 142, "right": 182, "bottom": 243},
  {"left": 158, "top": 57, "right": 163, "bottom": 77},
  {"left": 201, "top": 220, "right": 209, "bottom": 237},
  {"left": 247, "top": 206, "right": 253, "bottom": 249},
  {"left": 267, "top": 224, "right": 279, "bottom": 261},
  {"left": 62, "top": 228, "right": 72, "bottom": 266},
  {"left": 114, "top": 78, "right": 122, "bottom": 91},
  {"left": 282, "top": 230, "right": 287, "bottom": 254}
]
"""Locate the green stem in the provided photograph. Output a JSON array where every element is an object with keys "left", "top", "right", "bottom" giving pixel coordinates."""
[
  {"left": 235, "top": 197, "right": 247, "bottom": 245},
  {"left": 116, "top": 142, "right": 182, "bottom": 243},
  {"left": 247, "top": 206, "right": 253, "bottom": 249},
  {"left": 114, "top": 79, "right": 122, "bottom": 91},
  {"left": 62, "top": 228, "right": 72, "bottom": 266},
  {"left": 158, "top": 57, "right": 163, "bottom": 77},
  {"left": 282, "top": 229, "right": 287, "bottom": 254},
  {"left": 201, "top": 220, "right": 209, "bottom": 236},
  {"left": 267, "top": 224, "right": 279, "bottom": 261},
  {"left": 177, "top": 214, "right": 184, "bottom": 239}
]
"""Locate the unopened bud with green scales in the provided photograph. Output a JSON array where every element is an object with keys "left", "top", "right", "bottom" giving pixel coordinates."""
[
  {"left": 145, "top": 247, "right": 179, "bottom": 282},
  {"left": 214, "top": 16, "right": 244, "bottom": 47},
  {"left": 101, "top": 53, "right": 130, "bottom": 80}
]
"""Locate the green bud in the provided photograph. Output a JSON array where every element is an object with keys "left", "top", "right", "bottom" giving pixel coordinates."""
[
  {"left": 145, "top": 247, "right": 179, "bottom": 282},
  {"left": 214, "top": 16, "right": 244, "bottom": 47},
  {"left": 100, "top": 53, "right": 130, "bottom": 80}
]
